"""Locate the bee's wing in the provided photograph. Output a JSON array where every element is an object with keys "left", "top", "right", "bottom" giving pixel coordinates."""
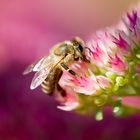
[
  {"left": 30, "top": 55, "right": 65, "bottom": 90},
  {"left": 33, "top": 55, "right": 52, "bottom": 72},
  {"left": 30, "top": 65, "right": 52, "bottom": 90},
  {"left": 23, "top": 55, "right": 50, "bottom": 75}
]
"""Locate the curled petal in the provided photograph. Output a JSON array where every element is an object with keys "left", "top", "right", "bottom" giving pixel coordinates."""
[
  {"left": 122, "top": 96, "right": 140, "bottom": 109},
  {"left": 57, "top": 102, "right": 79, "bottom": 111},
  {"left": 127, "top": 10, "right": 138, "bottom": 30},
  {"left": 96, "top": 76, "right": 111, "bottom": 89},
  {"left": 73, "top": 76, "right": 100, "bottom": 95},
  {"left": 108, "top": 54, "right": 128, "bottom": 75},
  {"left": 55, "top": 88, "right": 80, "bottom": 111},
  {"left": 112, "top": 31, "right": 131, "bottom": 53}
]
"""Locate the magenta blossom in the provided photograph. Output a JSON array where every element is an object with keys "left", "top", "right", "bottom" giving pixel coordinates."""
[{"left": 57, "top": 3, "right": 140, "bottom": 120}]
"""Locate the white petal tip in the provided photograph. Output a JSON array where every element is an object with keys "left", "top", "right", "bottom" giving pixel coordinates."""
[
  {"left": 57, "top": 103, "right": 79, "bottom": 111},
  {"left": 30, "top": 85, "right": 35, "bottom": 90},
  {"left": 22, "top": 70, "right": 29, "bottom": 75}
]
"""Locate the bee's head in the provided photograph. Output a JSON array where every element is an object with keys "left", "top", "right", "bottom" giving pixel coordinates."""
[{"left": 72, "top": 37, "right": 84, "bottom": 60}]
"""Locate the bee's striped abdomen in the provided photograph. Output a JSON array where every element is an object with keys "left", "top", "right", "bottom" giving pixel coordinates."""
[
  {"left": 41, "top": 68, "right": 62, "bottom": 95},
  {"left": 41, "top": 79, "right": 55, "bottom": 95}
]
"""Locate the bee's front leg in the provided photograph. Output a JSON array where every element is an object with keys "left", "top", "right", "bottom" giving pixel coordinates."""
[{"left": 60, "top": 63, "right": 77, "bottom": 76}]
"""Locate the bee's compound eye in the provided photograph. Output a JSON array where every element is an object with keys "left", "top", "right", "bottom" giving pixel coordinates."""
[
  {"left": 77, "top": 44, "right": 83, "bottom": 52},
  {"left": 72, "top": 39, "right": 83, "bottom": 52}
]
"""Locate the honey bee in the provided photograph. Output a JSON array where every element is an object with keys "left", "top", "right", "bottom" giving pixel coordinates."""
[{"left": 23, "top": 37, "right": 87, "bottom": 96}]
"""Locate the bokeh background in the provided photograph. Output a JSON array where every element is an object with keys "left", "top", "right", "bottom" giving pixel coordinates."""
[{"left": 0, "top": 0, "right": 140, "bottom": 140}]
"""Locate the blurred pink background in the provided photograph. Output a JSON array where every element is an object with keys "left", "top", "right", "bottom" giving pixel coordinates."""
[{"left": 0, "top": 0, "right": 140, "bottom": 140}]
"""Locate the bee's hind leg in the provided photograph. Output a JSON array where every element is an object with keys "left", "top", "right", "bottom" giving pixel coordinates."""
[
  {"left": 60, "top": 63, "right": 78, "bottom": 76},
  {"left": 54, "top": 69, "right": 66, "bottom": 97},
  {"left": 56, "top": 84, "right": 66, "bottom": 97}
]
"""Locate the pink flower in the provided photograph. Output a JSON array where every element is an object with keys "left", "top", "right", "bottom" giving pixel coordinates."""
[
  {"left": 123, "top": 9, "right": 140, "bottom": 44},
  {"left": 86, "top": 31, "right": 112, "bottom": 67},
  {"left": 59, "top": 62, "right": 100, "bottom": 95},
  {"left": 56, "top": 90, "right": 80, "bottom": 111},
  {"left": 57, "top": 4, "right": 140, "bottom": 117},
  {"left": 108, "top": 54, "right": 128, "bottom": 75},
  {"left": 127, "top": 10, "right": 138, "bottom": 30},
  {"left": 96, "top": 76, "right": 111, "bottom": 89},
  {"left": 122, "top": 96, "right": 140, "bottom": 109},
  {"left": 86, "top": 30, "right": 128, "bottom": 75},
  {"left": 59, "top": 61, "right": 111, "bottom": 96},
  {"left": 112, "top": 30, "right": 131, "bottom": 54}
]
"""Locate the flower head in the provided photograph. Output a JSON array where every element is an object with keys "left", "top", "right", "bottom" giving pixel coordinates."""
[{"left": 57, "top": 3, "right": 140, "bottom": 120}]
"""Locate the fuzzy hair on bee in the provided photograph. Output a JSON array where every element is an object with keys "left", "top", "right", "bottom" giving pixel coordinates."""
[{"left": 23, "top": 37, "right": 88, "bottom": 96}]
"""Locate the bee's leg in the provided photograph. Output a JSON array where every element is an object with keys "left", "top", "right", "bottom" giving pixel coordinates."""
[
  {"left": 54, "top": 70, "right": 66, "bottom": 97},
  {"left": 60, "top": 63, "right": 77, "bottom": 76},
  {"left": 56, "top": 84, "right": 66, "bottom": 97}
]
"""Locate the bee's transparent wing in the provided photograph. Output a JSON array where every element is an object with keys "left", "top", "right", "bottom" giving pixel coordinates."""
[
  {"left": 33, "top": 56, "right": 52, "bottom": 72},
  {"left": 30, "top": 65, "right": 52, "bottom": 89},
  {"left": 30, "top": 55, "right": 64, "bottom": 90},
  {"left": 23, "top": 55, "right": 50, "bottom": 75},
  {"left": 23, "top": 61, "right": 37, "bottom": 75}
]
